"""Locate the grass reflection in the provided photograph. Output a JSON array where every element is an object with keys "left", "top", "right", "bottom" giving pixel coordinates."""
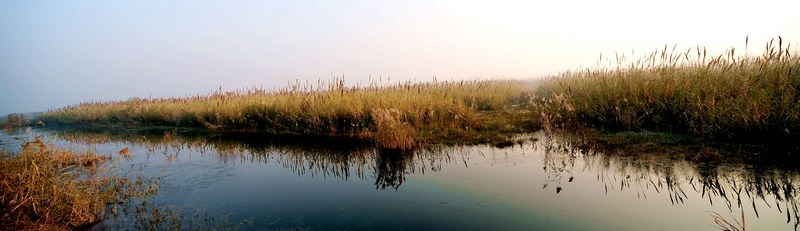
[
  {"left": 48, "top": 127, "right": 468, "bottom": 191},
  {"left": 536, "top": 132, "right": 800, "bottom": 229},
  {"left": 47, "top": 127, "right": 800, "bottom": 229}
]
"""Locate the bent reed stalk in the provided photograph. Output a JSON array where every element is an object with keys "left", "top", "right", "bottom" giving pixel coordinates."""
[
  {"left": 36, "top": 79, "right": 534, "bottom": 149},
  {"left": 533, "top": 38, "right": 800, "bottom": 157}
]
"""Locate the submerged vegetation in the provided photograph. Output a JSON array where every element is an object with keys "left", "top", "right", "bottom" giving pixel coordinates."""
[{"left": 31, "top": 38, "right": 800, "bottom": 162}]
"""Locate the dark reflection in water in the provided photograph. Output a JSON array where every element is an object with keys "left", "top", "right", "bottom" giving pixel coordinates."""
[
  {"left": 21, "top": 127, "right": 800, "bottom": 230},
  {"left": 48, "top": 127, "right": 450, "bottom": 191},
  {"left": 372, "top": 149, "right": 412, "bottom": 190},
  {"left": 537, "top": 134, "right": 800, "bottom": 230}
]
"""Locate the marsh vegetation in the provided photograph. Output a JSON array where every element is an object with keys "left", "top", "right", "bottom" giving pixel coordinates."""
[
  {"left": 30, "top": 38, "right": 800, "bottom": 164},
  {"left": 5, "top": 38, "right": 800, "bottom": 229},
  {"left": 35, "top": 79, "right": 535, "bottom": 150},
  {"left": 0, "top": 133, "right": 158, "bottom": 230},
  {"left": 532, "top": 38, "right": 800, "bottom": 163}
]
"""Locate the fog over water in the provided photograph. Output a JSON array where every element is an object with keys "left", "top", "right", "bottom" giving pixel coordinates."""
[{"left": 1, "top": 0, "right": 799, "bottom": 115}]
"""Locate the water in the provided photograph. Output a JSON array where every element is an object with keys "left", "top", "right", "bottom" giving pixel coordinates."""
[{"left": 2, "top": 127, "right": 798, "bottom": 230}]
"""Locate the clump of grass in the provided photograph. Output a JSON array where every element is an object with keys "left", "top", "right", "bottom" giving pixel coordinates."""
[
  {"left": 0, "top": 136, "right": 157, "bottom": 230},
  {"left": 0, "top": 113, "right": 29, "bottom": 131},
  {"left": 36, "top": 79, "right": 536, "bottom": 149},
  {"left": 371, "top": 108, "right": 416, "bottom": 150},
  {"left": 533, "top": 37, "right": 800, "bottom": 159}
]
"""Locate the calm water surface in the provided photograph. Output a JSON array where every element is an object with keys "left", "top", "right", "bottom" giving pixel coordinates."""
[{"left": 1, "top": 128, "right": 798, "bottom": 230}]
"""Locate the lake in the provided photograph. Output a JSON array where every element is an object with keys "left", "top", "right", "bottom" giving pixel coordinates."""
[{"left": 1, "top": 127, "right": 798, "bottom": 230}]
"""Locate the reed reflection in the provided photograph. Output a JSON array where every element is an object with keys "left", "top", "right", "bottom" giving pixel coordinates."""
[
  {"left": 537, "top": 133, "right": 800, "bottom": 229},
  {"left": 49, "top": 127, "right": 800, "bottom": 228},
  {"left": 49, "top": 127, "right": 461, "bottom": 190}
]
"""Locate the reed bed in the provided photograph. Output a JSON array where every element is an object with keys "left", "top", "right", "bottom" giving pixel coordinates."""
[
  {"left": 1, "top": 113, "right": 29, "bottom": 131},
  {"left": 34, "top": 38, "right": 799, "bottom": 156},
  {"left": 533, "top": 38, "right": 800, "bottom": 153},
  {"left": 37, "top": 79, "right": 534, "bottom": 149}
]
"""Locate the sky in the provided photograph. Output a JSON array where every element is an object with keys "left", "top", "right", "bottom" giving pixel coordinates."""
[{"left": 1, "top": 0, "right": 799, "bottom": 115}]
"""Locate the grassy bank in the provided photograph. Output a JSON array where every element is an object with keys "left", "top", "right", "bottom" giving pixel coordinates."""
[
  {"left": 30, "top": 39, "right": 800, "bottom": 161},
  {"left": 0, "top": 136, "right": 157, "bottom": 230},
  {"left": 532, "top": 38, "right": 800, "bottom": 161},
  {"left": 36, "top": 79, "right": 537, "bottom": 149}
]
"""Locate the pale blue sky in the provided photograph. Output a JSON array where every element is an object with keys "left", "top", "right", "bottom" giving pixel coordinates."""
[{"left": 2, "top": 0, "right": 799, "bottom": 115}]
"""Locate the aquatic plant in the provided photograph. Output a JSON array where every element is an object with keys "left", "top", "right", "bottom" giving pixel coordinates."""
[
  {"left": 37, "top": 79, "right": 534, "bottom": 149},
  {"left": 533, "top": 37, "right": 800, "bottom": 159},
  {"left": 0, "top": 135, "right": 157, "bottom": 230},
  {"left": 32, "top": 37, "right": 800, "bottom": 159},
  {"left": 0, "top": 113, "right": 29, "bottom": 131}
]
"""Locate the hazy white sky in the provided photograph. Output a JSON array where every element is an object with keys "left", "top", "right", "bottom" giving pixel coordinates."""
[{"left": 1, "top": 0, "right": 799, "bottom": 115}]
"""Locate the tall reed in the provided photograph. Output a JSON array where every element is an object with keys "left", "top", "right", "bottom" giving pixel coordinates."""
[
  {"left": 37, "top": 79, "right": 534, "bottom": 149},
  {"left": 534, "top": 38, "right": 800, "bottom": 147},
  {"left": 1, "top": 113, "right": 29, "bottom": 130}
]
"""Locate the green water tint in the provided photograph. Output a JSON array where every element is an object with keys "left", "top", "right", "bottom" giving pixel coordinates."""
[{"left": 9, "top": 127, "right": 800, "bottom": 230}]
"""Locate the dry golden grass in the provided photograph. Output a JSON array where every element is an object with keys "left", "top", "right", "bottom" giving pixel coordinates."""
[
  {"left": 371, "top": 108, "right": 416, "bottom": 150},
  {"left": 533, "top": 38, "right": 800, "bottom": 148},
  {"left": 37, "top": 79, "right": 534, "bottom": 149},
  {"left": 1, "top": 114, "right": 28, "bottom": 131},
  {"left": 0, "top": 136, "right": 157, "bottom": 230},
  {"left": 35, "top": 38, "right": 798, "bottom": 155}
]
